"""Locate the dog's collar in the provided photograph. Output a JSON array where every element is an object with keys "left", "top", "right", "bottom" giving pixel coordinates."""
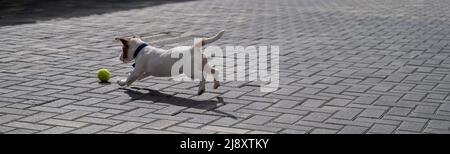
[{"left": 132, "top": 43, "right": 148, "bottom": 67}]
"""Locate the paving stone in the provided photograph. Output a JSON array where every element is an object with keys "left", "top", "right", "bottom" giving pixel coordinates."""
[
  {"left": 70, "top": 125, "right": 110, "bottom": 134},
  {"left": 310, "top": 128, "right": 338, "bottom": 134},
  {"left": 338, "top": 126, "right": 368, "bottom": 134},
  {"left": 202, "top": 125, "right": 249, "bottom": 134},
  {"left": 274, "top": 114, "right": 302, "bottom": 124},
  {"left": 326, "top": 98, "right": 352, "bottom": 106},
  {"left": 54, "top": 110, "right": 91, "bottom": 120},
  {"left": 77, "top": 117, "right": 122, "bottom": 125},
  {"left": 107, "top": 121, "right": 144, "bottom": 132},
  {"left": 387, "top": 107, "right": 412, "bottom": 116},
  {"left": 398, "top": 121, "right": 426, "bottom": 132},
  {"left": 209, "top": 117, "right": 242, "bottom": 127},
  {"left": 332, "top": 109, "right": 362, "bottom": 120},
  {"left": 5, "top": 121, "right": 51, "bottom": 130},
  {"left": 414, "top": 105, "right": 438, "bottom": 114},
  {"left": 280, "top": 129, "right": 307, "bottom": 134},
  {"left": 19, "top": 112, "right": 58, "bottom": 123},
  {"left": 302, "top": 112, "right": 331, "bottom": 122},
  {"left": 142, "top": 120, "right": 179, "bottom": 130},
  {"left": 244, "top": 102, "right": 272, "bottom": 110},
  {"left": 368, "top": 124, "right": 397, "bottom": 134},
  {"left": 300, "top": 99, "right": 326, "bottom": 108},
  {"left": 359, "top": 109, "right": 385, "bottom": 118},
  {"left": 273, "top": 100, "right": 300, "bottom": 108},
  {"left": 38, "top": 126, "right": 74, "bottom": 134},
  {"left": 40, "top": 119, "right": 88, "bottom": 128},
  {"left": 2, "top": 0, "right": 450, "bottom": 134}
]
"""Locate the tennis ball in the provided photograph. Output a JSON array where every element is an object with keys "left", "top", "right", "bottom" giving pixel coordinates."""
[{"left": 97, "top": 68, "right": 111, "bottom": 83}]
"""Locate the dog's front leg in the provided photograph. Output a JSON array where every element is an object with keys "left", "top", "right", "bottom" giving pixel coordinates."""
[{"left": 118, "top": 68, "right": 143, "bottom": 87}]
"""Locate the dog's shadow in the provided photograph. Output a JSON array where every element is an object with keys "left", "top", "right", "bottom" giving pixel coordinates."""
[{"left": 121, "top": 87, "right": 237, "bottom": 119}]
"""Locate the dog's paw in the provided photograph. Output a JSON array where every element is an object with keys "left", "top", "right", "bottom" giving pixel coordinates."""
[
  {"left": 117, "top": 79, "right": 127, "bottom": 86},
  {"left": 197, "top": 89, "right": 205, "bottom": 95},
  {"left": 213, "top": 80, "right": 220, "bottom": 89}
]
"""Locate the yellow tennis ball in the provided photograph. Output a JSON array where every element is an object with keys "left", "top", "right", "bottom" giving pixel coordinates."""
[{"left": 97, "top": 68, "right": 111, "bottom": 83}]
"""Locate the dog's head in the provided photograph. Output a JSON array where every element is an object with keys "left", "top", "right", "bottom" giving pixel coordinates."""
[{"left": 115, "top": 35, "right": 144, "bottom": 63}]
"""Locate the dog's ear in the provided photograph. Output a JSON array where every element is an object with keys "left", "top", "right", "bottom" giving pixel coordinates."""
[
  {"left": 132, "top": 35, "right": 140, "bottom": 38},
  {"left": 115, "top": 37, "right": 130, "bottom": 45}
]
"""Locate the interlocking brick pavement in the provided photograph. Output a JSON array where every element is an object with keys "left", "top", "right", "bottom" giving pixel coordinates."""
[{"left": 1, "top": 0, "right": 450, "bottom": 134}]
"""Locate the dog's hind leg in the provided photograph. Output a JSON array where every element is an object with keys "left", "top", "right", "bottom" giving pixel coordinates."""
[{"left": 202, "top": 57, "right": 220, "bottom": 89}]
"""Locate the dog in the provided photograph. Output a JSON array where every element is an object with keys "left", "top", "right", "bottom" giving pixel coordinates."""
[{"left": 115, "top": 30, "right": 224, "bottom": 95}]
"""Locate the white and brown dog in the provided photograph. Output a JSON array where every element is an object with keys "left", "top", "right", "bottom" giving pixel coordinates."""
[{"left": 115, "top": 30, "right": 224, "bottom": 95}]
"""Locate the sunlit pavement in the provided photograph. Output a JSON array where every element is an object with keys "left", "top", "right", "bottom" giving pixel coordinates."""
[{"left": 1, "top": 0, "right": 450, "bottom": 134}]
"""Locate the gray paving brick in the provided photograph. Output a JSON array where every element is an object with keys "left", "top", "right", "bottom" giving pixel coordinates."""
[
  {"left": 326, "top": 98, "right": 352, "bottom": 106},
  {"left": 414, "top": 105, "right": 438, "bottom": 114},
  {"left": 77, "top": 117, "right": 122, "bottom": 125},
  {"left": 221, "top": 91, "right": 247, "bottom": 98},
  {"left": 244, "top": 102, "right": 272, "bottom": 110},
  {"left": 123, "top": 108, "right": 155, "bottom": 117},
  {"left": 62, "top": 105, "right": 104, "bottom": 112},
  {"left": 19, "top": 112, "right": 58, "bottom": 123},
  {"left": 368, "top": 124, "right": 397, "bottom": 134},
  {"left": 0, "top": 114, "right": 23, "bottom": 124},
  {"left": 332, "top": 109, "right": 362, "bottom": 120},
  {"left": 167, "top": 126, "right": 216, "bottom": 134},
  {"left": 38, "top": 126, "right": 74, "bottom": 134},
  {"left": 302, "top": 112, "right": 331, "bottom": 122},
  {"left": 70, "top": 125, "right": 110, "bottom": 134},
  {"left": 0, "top": 107, "right": 37, "bottom": 115},
  {"left": 398, "top": 121, "right": 426, "bottom": 132},
  {"left": 215, "top": 103, "right": 244, "bottom": 111},
  {"left": 5, "top": 121, "right": 51, "bottom": 130},
  {"left": 427, "top": 120, "right": 450, "bottom": 130},
  {"left": 93, "top": 103, "right": 135, "bottom": 111},
  {"left": 359, "top": 109, "right": 385, "bottom": 118},
  {"left": 178, "top": 122, "right": 203, "bottom": 128},
  {"left": 43, "top": 99, "right": 76, "bottom": 107},
  {"left": 243, "top": 115, "right": 274, "bottom": 125},
  {"left": 29, "top": 106, "right": 71, "bottom": 113},
  {"left": 154, "top": 106, "right": 186, "bottom": 115},
  {"left": 338, "top": 126, "right": 368, "bottom": 134},
  {"left": 280, "top": 129, "right": 307, "bottom": 134},
  {"left": 353, "top": 96, "right": 377, "bottom": 105},
  {"left": 74, "top": 98, "right": 106, "bottom": 106},
  {"left": 112, "top": 115, "right": 156, "bottom": 123},
  {"left": 300, "top": 99, "right": 326, "bottom": 108},
  {"left": 142, "top": 119, "right": 179, "bottom": 130},
  {"left": 274, "top": 114, "right": 302, "bottom": 124},
  {"left": 310, "top": 128, "right": 338, "bottom": 134},
  {"left": 6, "top": 129, "right": 37, "bottom": 134},
  {"left": 0, "top": 125, "right": 15, "bottom": 133},
  {"left": 107, "top": 121, "right": 144, "bottom": 132},
  {"left": 234, "top": 123, "right": 282, "bottom": 132},
  {"left": 387, "top": 107, "right": 412, "bottom": 116},
  {"left": 87, "top": 112, "right": 113, "bottom": 118},
  {"left": 273, "top": 100, "right": 299, "bottom": 108},
  {"left": 130, "top": 128, "right": 178, "bottom": 134},
  {"left": 54, "top": 110, "right": 91, "bottom": 120},
  {"left": 202, "top": 125, "right": 249, "bottom": 134},
  {"left": 40, "top": 119, "right": 88, "bottom": 128},
  {"left": 296, "top": 120, "right": 343, "bottom": 130}
]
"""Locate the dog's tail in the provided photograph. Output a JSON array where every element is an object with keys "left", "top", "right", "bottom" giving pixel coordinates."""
[{"left": 202, "top": 30, "right": 224, "bottom": 46}]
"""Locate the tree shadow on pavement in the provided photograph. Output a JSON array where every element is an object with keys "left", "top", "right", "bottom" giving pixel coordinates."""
[
  {"left": 121, "top": 87, "right": 237, "bottom": 119},
  {"left": 0, "top": 0, "right": 195, "bottom": 26}
]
